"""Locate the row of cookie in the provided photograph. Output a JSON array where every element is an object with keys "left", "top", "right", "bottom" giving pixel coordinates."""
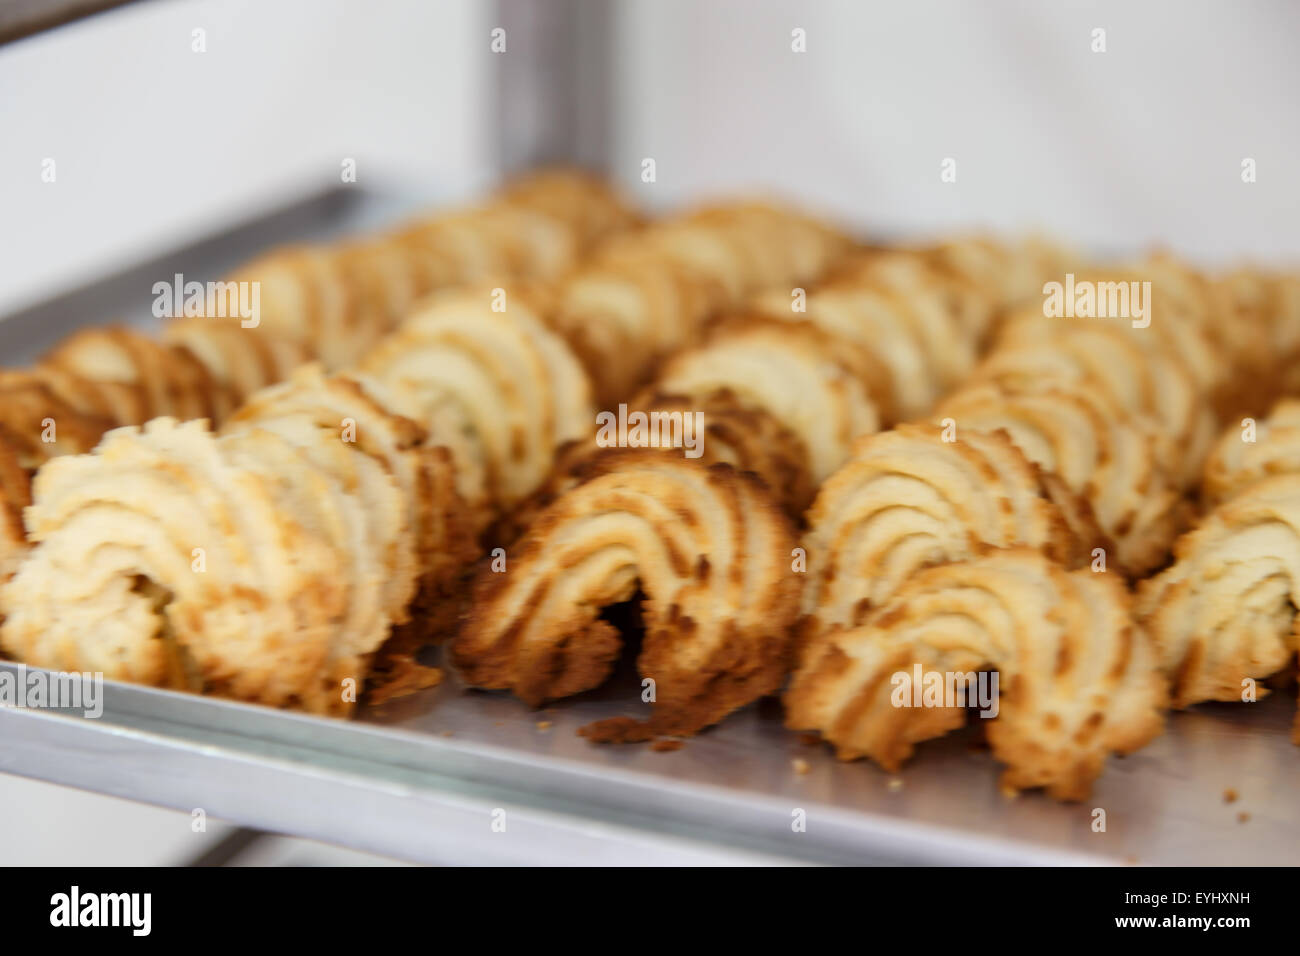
[
  {"left": 0, "top": 292, "right": 570, "bottom": 711},
  {"left": 235, "top": 170, "right": 636, "bottom": 370},
  {"left": 450, "top": 242, "right": 1078, "bottom": 751},
  {"left": 515, "top": 237, "right": 1071, "bottom": 527},
  {"left": 0, "top": 197, "right": 867, "bottom": 711},
  {"left": 0, "top": 172, "right": 634, "bottom": 595},
  {"left": 453, "top": 252, "right": 1300, "bottom": 798},
  {"left": 1, "top": 171, "right": 631, "bottom": 468},
  {"left": 787, "top": 256, "right": 1300, "bottom": 797},
  {"left": 1138, "top": 396, "right": 1300, "bottom": 732}
]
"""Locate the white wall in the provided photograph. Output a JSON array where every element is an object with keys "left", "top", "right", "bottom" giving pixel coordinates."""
[
  {"left": 0, "top": 0, "right": 494, "bottom": 315},
  {"left": 614, "top": 0, "right": 1300, "bottom": 264}
]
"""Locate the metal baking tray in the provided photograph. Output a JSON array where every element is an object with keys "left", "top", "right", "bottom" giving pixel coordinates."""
[{"left": 2, "top": 192, "right": 1296, "bottom": 866}]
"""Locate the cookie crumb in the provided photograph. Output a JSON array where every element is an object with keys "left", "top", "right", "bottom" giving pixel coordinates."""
[
  {"left": 1237, "top": 812, "right": 1251, "bottom": 824},
  {"left": 792, "top": 758, "right": 810, "bottom": 775},
  {"left": 1223, "top": 788, "right": 1239, "bottom": 803},
  {"left": 888, "top": 777, "right": 905, "bottom": 792},
  {"left": 536, "top": 720, "right": 552, "bottom": 731},
  {"left": 650, "top": 738, "right": 684, "bottom": 753},
  {"left": 441, "top": 730, "right": 454, "bottom": 738}
]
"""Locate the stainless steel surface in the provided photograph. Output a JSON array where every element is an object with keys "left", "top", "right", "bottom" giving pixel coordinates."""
[
  {"left": 1, "top": 657, "right": 1296, "bottom": 865},
  {"left": 1, "top": 192, "right": 1296, "bottom": 866}
]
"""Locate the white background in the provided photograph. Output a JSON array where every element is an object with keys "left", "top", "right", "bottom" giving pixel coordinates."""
[
  {"left": 613, "top": 0, "right": 1299, "bottom": 262},
  {"left": 0, "top": 0, "right": 492, "bottom": 316}
]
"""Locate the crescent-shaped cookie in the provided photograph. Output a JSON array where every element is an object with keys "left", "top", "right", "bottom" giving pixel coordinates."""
[
  {"left": 451, "top": 452, "right": 801, "bottom": 738},
  {"left": 500, "top": 388, "right": 814, "bottom": 545},
  {"left": 551, "top": 203, "right": 850, "bottom": 403},
  {"left": 226, "top": 364, "right": 475, "bottom": 634},
  {"left": 0, "top": 417, "right": 412, "bottom": 714},
  {"left": 358, "top": 289, "right": 594, "bottom": 521},
  {"left": 164, "top": 317, "right": 312, "bottom": 409},
  {"left": 1135, "top": 473, "right": 1300, "bottom": 715},
  {"left": 1201, "top": 398, "right": 1300, "bottom": 506},
  {"left": 938, "top": 382, "right": 1187, "bottom": 575},
  {"left": 799, "top": 424, "right": 1102, "bottom": 646},
  {"left": 786, "top": 549, "right": 1165, "bottom": 800},
  {"left": 655, "top": 319, "right": 883, "bottom": 486}
]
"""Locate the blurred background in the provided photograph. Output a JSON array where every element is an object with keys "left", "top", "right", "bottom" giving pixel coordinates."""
[
  {"left": 0, "top": 0, "right": 1295, "bottom": 863},
  {"left": 3, "top": 0, "right": 1298, "bottom": 317}
]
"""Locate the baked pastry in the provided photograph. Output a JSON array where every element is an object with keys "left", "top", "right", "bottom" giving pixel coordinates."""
[
  {"left": 786, "top": 549, "right": 1166, "bottom": 800},
  {"left": 799, "top": 425, "right": 1102, "bottom": 647},
  {"left": 40, "top": 326, "right": 236, "bottom": 427},
  {"left": 1201, "top": 397, "right": 1300, "bottom": 506},
  {"left": 1141, "top": 254, "right": 1277, "bottom": 418},
  {"left": 830, "top": 250, "right": 997, "bottom": 348},
  {"left": 501, "top": 388, "right": 814, "bottom": 542},
  {"left": 0, "top": 370, "right": 110, "bottom": 467},
  {"left": 359, "top": 288, "right": 594, "bottom": 522},
  {"left": 232, "top": 171, "right": 636, "bottom": 369},
  {"left": 654, "top": 319, "right": 883, "bottom": 487},
  {"left": 225, "top": 364, "right": 475, "bottom": 636},
  {"left": 493, "top": 168, "right": 639, "bottom": 250},
  {"left": 749, "top": 276, "right": 975, "bottom": 422},
  {"left": 973, "top": 318, "right": 1215, "bottom": 489},
  {"left": 163, "top": 316, "right": 312, "bottom": 409},
  {"left": 451, "top": 452, "right": 802, "bottom": 738},
  {"left": 0, "top": 416, "right": 414, "bottom": 714},
  {"left": 0, "top": 372, "right": 113, "bottom": 589},
  {"left": 1135, "top": 473, "right": 1300, "bottom": 715},
  {"left": 913, "top": 235, "right": 1075, "bottom": 346},
  {"left": 551, "top": 203, "right": 851, "bottom": 403},
  {"left": 938, "top": 382, "right": 1186, "bottom": 576}
]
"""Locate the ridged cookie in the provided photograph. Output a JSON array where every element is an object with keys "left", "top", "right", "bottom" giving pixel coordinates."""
[
  {"left": 0, "top": 417, "right": 412, "bottom": 714},
  {"left": 359, "top": 289, "right": 594, "bottom": 521},
  {"left": 1136, "top": 474, "right": 1300, "bottom": 715},
  {"left": 938, "top": 382, "right": 1187, "bottom": 575},
  {"left": 552, "top": 203, "right": 850, "bottom": 403},
  {"left": 799, "top": 425, "right": 1102, "bottom": 645},
  {"left": 451, "top": 452, "right": 802, "bottom": 737},
  {"left": 226, "top": 364, "right": 475, "bottom": 634},
  {"left": 655, "top": 319, "right": 882, "bottom": 486},
  {"left": 1201, "top": 398, "right": 1300, "bottom": 506},
  {"left": 787, "top": 549, "right": 1165, "bottom": 800}
]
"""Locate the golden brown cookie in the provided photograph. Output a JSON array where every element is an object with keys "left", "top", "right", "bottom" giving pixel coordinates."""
[
  {"left": 1201, "top": 398, "right": 1300, "bottom": 506},
  {"left": 451, "top": 452, "right": 802, "bottom": 737},
  {"left": 359, "top": 289, "right": 594, "bottom": 522},
  {"left": 0, "top": 417, "right": 412, "bottom": 714},
  {"left": 786, "top": 549, "right": 1165, "bottom": 800},
  {"left": 1136, "top": 473, "right": 1300, "bottom": 714},
  {"left": 799, "top": 424, "right": 1103, "bottom": 648}
]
